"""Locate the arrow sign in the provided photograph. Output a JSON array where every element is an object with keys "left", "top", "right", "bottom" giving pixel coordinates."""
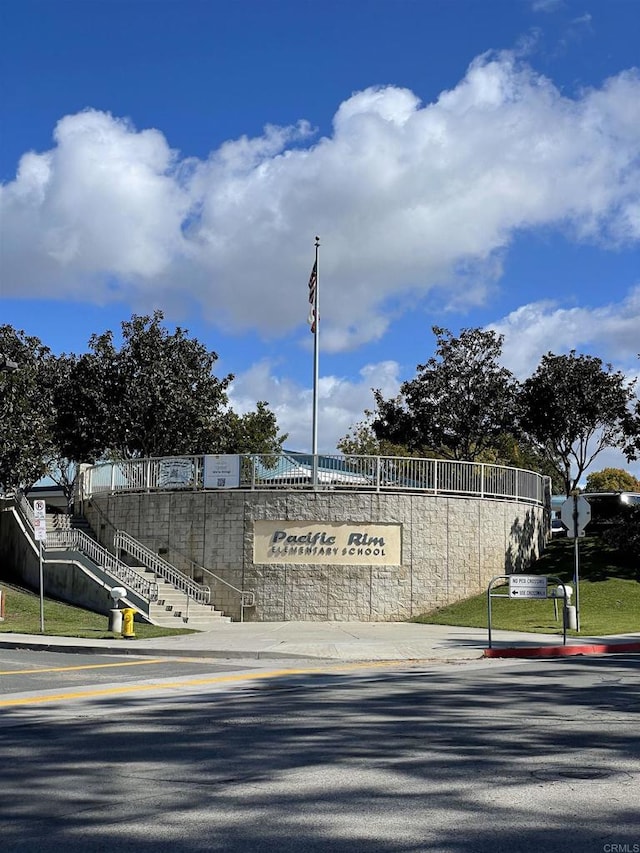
[{"left": 509, "top": 575, "right": 548, "bottom": 598}]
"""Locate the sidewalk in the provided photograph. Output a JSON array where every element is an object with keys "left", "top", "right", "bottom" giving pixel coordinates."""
[{"left": 1, "top": 621, "right": 639, "bottom": 662}]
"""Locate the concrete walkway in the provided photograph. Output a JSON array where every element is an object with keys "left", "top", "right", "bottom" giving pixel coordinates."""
[{"left": 1, "top": 621, "right": 639, "bottom": 662}]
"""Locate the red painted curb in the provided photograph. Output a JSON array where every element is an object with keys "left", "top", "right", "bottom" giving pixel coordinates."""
[{"left": 483, "top": 641, "right": 640, "bottom": 659}]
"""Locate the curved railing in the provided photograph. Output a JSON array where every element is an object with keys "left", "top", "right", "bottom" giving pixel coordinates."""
[{"left": 82, "top": 453, "right": 548, "bottom": 506}]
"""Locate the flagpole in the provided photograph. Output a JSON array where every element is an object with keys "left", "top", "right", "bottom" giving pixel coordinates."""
[{"left": 311, "top": 236, "right": 320, "bottom": 488}]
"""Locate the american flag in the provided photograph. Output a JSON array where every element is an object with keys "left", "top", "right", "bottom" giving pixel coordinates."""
[{"left": 307, "top": 260, "right": 317, "bottom": 333}]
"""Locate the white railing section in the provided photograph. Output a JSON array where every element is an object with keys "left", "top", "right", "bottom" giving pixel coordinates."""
[
  {"left": 83, "top": 453, "right": 547, "bottom": 505},
  {"left": 18, "top": 490, "right": 35, "bottom": 526},
  {"left": 114, "top": 530, "right": 211, "bottom": 605},
  {"left": 45, "top": 528, "right": 159, "bottom": 602}
]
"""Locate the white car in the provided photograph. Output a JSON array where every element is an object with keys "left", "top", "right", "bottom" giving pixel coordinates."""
[{"left": 550, "top": 517, "right": 567, "bottom": 537}]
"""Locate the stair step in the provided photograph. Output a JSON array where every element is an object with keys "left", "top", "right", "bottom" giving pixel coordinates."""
[{"left": 53, "top": 509, "right": 235, "bottom": 624}]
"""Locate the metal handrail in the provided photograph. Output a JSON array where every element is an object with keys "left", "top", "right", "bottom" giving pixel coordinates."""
[
  {"left": 144, "top": 539, "right": 256, "bottom": 620},
  {"left": 46, "top": 528, "right": 159, "bottom": 602},
  {"left": 82, "top": 453, "right": 547, "bottom": 505},
  {"left": 114, "top": 530, "right": 211, "bottom": 604},
  {"left": 17, "top": 490, "right": 35, "bottom": 526}
]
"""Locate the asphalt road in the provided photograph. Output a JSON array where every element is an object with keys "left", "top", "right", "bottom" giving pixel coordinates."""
[
  {"left": 0, "top": 648, "right": 260, "bottom": 695},
  {"left": 0, "top": 651, "right": 638, "bottom": 853}
]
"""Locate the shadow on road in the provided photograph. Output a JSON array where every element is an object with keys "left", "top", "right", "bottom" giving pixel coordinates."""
[{"left": 0, "top": 656, "right": 638, "bottom": 852}]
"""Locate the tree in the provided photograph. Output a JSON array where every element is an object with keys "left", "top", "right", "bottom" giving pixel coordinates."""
[
  {"left": 0, "top": 326, "right": 56, "bottom": 493},
  {"left": 58, "top": 311, "right": 285, "bottom": 460},
  {"left": 622, "top": 356, "right": 640, "bottom": 463},
  {"left": 337, "top": 418, "right": 418, "bottom": 458},
  {"left": 216, "top": 401, "right": 287, "bottom": 456},
  {"left": 491, "top": 433, "right": 565, "bottom": 493},
  {"left": 370, "top": 327, "right": 520, "bottom": 461},
  {"left": 602, "top": 505, "right": 640, "bottom": 566},
  {"left": 585, "top": 468, "right": 640, "bottom": 493},
  {"left": 520, "top": 351, "right": 635, "bottom": 496}
]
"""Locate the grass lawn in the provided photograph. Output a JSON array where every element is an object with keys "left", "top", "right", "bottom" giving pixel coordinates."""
[
  {"left": 412, "top": 536, "right": 640, "bottom": 637},
  {"left": 0, "top": 580, "right": 196, "bottom": 639}
]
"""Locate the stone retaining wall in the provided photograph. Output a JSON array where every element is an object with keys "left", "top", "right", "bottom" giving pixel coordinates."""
[{"left": 85, "top": 490, "right": 545, "bottom": 622}]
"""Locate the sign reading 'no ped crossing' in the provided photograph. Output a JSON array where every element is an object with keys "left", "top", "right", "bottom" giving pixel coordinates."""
[
  {"left": 487, "top": 574, "right": 569, "bottom": 648},
  {"left": 509, "top": 574, "right": 548, "bottom": 599}
]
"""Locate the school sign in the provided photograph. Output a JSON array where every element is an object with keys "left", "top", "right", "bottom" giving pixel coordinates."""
[{"left": 253, "top": 521, "right": 402, "bottom": 566}]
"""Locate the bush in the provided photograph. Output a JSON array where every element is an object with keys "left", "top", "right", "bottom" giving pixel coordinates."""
[{"left": 602, "top": 505, "right": 640, "bottom": 561}]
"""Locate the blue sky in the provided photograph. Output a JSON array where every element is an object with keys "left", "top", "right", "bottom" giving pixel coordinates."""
[{"left": 1, "top": 0, "right": 639, "bottom": 477}]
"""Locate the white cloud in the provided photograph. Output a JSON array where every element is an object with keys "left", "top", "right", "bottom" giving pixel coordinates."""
[
  {"left": 2, "top": 54, "right": 640, "bottom": 350},
  {"left": 228, "top": 360, "right": 401, "bottom": 453},
  {"left": 490, "top": 284, "right": 640, "bottom": 378},
  {"left": 531, "top": 0, "right": 563, "bottom": 12},
  {"left": 492, "top": 288, "right": 640, "bottom": 482}
]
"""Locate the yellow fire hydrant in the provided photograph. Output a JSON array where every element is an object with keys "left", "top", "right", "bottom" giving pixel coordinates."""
[{"left": 122, "top": 607, "right": 136, "bottom": 639}]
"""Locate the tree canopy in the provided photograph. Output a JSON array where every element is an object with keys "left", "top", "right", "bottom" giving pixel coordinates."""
[
  {"left": 370, "top": 327, "right": 520, "bottom": 461},
  {"left": 520, "top": 351, "right": 635, "bottom": 496},
  {"left": 79, "top": 312, "right": 236, "bottom": 459},
  {"left": 0, "top": 325, "right": 56, "bottom": 493},
  {"left": 622, "top": 359, "right": 640, "bottom": 464},
  {"left": 0, "top": 312, "right": 286, "bottom": 496},
  {"left": 585, "top": 468, "right": 640, "bottom": 493},
  {"left": 340, "top": 331, "right": 637, "bottom": 494}
]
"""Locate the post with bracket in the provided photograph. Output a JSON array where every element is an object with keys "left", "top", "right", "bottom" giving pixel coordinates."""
[
  {"left": 487, "top": 574, "right": 570, "bottom": 649},
  {"left": 560, "top": 493, "right": 592, "bottom": 633}
]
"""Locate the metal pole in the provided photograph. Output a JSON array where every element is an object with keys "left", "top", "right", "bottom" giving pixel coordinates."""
[
  {"left": 573, "top": 532, "right": 581, "bottom": 632},
  {"left": 311, "top": 236, "right": 320, "bottom": 488},
  {"left": 573, "top": 494, "right": 581, "bottom": 632},
  {"left": 39, "top": 542, "right": 45, "bottom": 633}
]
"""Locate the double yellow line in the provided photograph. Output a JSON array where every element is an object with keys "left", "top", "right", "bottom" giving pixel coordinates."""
[{"left": 0, "top": 657, "right": 413, "bottom": 707}]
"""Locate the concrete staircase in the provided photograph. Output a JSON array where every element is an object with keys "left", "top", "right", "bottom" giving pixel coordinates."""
[
  {"left": 48, "top": 511, "right": 95, "bottom": 538},
  {"left": 145, "top": 574, "right": 231, "bottom": 628},
  {"left": 47, "top": 511, "right": 231, "bottom": 629},
  {"left": 113, "top": 530, "right": 232, "bottom": 629}
]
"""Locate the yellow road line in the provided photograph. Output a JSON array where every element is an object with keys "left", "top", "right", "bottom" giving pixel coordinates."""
[
  {"left": 0, "top": 659, "right": 168, "bottom": 676},
  {"left": 0, "top": 659, "right": 413, "bottom": 707}
]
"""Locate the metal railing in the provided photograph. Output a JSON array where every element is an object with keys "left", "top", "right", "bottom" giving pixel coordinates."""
[
  {"left": 141, "top": 539, "right": 256, "bottom": 621},
  {"left": 83, "top": 453, "right": 547, "bottom": 505},
  {"left": 17, "top": 490, "right": 35, "bottom": 526},
  {"left": 114, "top": 530, "right": 211, "bottom": 605},
  {"left": 15, "top": 490, "right": 158, "bottom": 602},
  {"left": 46, "top": 528, "right": 159, "bottom": 602}
]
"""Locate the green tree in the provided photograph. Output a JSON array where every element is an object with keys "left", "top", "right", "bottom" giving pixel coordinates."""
[
  {"left": 585, "top": 468, "right": 640, "bottom": 493},
  {"left": 0, "top": 326, "right": 55, "bottom": 492},
  {"left": 602, "top": 505, "right": 640, "bottom": 565},
  {"left": 217, "top": 401, "right": 287, "bottom": 455},
  {"left": 370, "top": 327, "right": 520, "bottom": 461},
  {"left": 491, "top": 434, "right": 565, "bottom": 493},
  {"left": 337, "top": 418, "right": 419, "bottom": 458},
  {"left": 520, "top": 351, "right": 635, "bottom": 496},
  {"left": 61, "top": 311, "right": 285, "bottom": 460},
  {"left": 622, "top": 358, "right": 640, "bottom": 463}
]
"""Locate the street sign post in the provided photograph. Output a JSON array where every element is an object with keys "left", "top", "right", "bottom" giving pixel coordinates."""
[
  {"left": 560, "top": 495, "right": 591, "bottom": 539},
  {"left": 33, "top": 499, "right": 47, "bottom": 633},
  {"left": 33, "top": 499, "right": 47, "bottom": 542},
  {"left": 559, "top": 494, "right": 591, "bottom": 632},
  {"left": 487, "top": 575, "right": 570, "bottom": 648}
]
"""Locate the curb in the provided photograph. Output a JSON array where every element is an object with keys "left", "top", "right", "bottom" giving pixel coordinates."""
[
  {"left": 0, "top": 637, "right": 335, "bottom": 661},
  {"left": 484, "top": 641, "right": 640, "bottom": 659}
]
